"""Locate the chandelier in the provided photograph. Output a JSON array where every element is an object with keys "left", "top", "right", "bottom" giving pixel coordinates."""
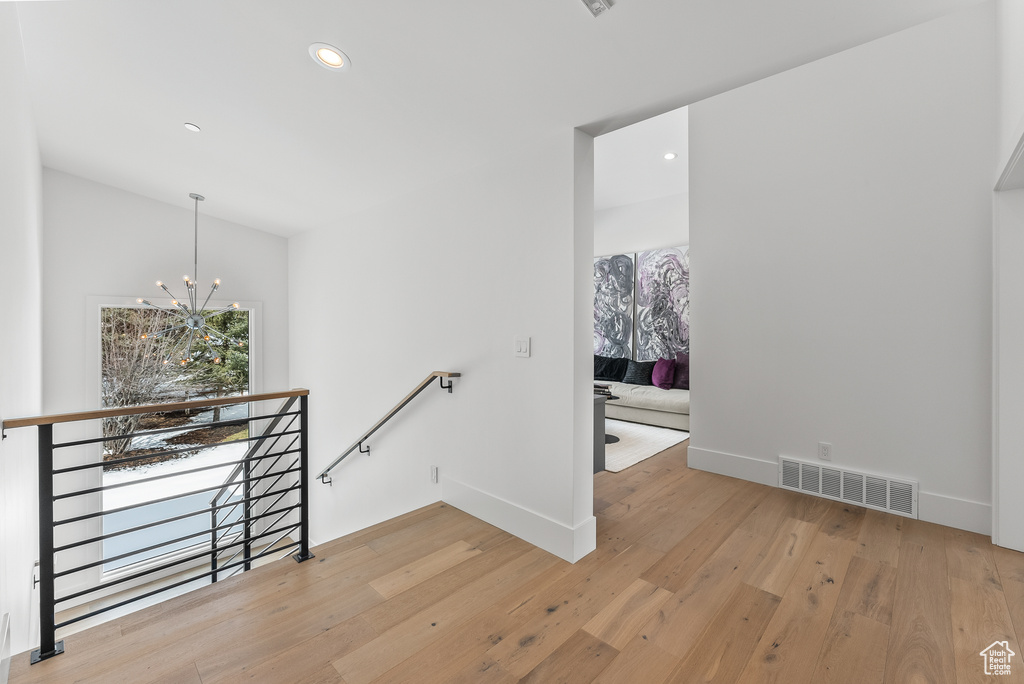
[{"left": 136, "top": 193, "right": 241, "bottom": 366}]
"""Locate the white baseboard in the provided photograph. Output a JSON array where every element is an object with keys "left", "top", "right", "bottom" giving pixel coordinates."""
[
  {"left": 688, "top": 446, "right": 992, "bottom": 536},
  {"left": 687, "top": 446, "right": 778, "bottom": 487},
  {"left": 441, "top": 477, "right": 595, "bottom": 563},
  {"left": 918, "top": 491, "right": 991, "bottom": 535}
]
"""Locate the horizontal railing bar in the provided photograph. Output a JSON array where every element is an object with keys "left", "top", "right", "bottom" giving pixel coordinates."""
[
  {"left": 54, "top": 468, "right": 301, "bottom": 526},
  {"left": 55, "top": 522, "right": 301, "bottom": 605},
  {"left": 53, "top": 447, "right": 302, "bottom": 501},
  {"left": 53, "top": 429, "right": 301, "bottom": 475},
  {"left": 213, "top": 519, "right": 246, "bottom": 551},
  {"left": 3, "top": 388, "right": 309, "bottom": 430},
  {"left": 214, "top": 460, "right": 299, "bottom": 541},
  {"left": 214, "top": 530, "right": 245, "bottom": 555},
  {"left": 210, "top": 408, "right": 299, "bottom": 505},
  {"left": 52, "top": 481, "right": 299, "bottom": 552},
  {"left": 217, "top": 502, "right": 295, "bottom": 560},
  {"left": 212, "top": 524, "right": 245, "bottom": 556},
  {"left": 53, "top": 409, "right": 300, "bottom": 449},
  {"left": 263, "top": 528, "right": 299, "bottom": 558},
  {"left": 254, "top": 478, "right": 294, "bottom": 519},
  {"left": 317, "top": 371, "right": 460, "bottom": 480},
  {"left": 215, "top": 476, "right": 296, "bottom": 548},
  {"left": 220, "top": 525, "right": 295, "bottom": 566},
  {"left": 54, "top": 539, "right": 302, "bottom": 629},
  {"left": 55, "top": 503, "right": 302, "bottom": 578},
  {"left": 220, "top": 546, "right": 244, "bottom": 567},
  {"left": 56, "top": 418, "right": 248, "bottom": 450},
  {"left": 213, "top": 482, "right": 246, "bottom": 521},
  {"left": 217, "top": 456, "right": 299, "bottom": 523},
  {"left": 64, "top": 523, "right": 244, "bottom": 579}
]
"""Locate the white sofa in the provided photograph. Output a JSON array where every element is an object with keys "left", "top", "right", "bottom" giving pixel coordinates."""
[{"left": 604, "top": 381, "right": 690, "bottom": 431}]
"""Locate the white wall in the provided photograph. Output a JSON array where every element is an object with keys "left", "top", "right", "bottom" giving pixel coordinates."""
[
  {"left": 689, "top": 3, "right": 996, "bottom": 534},
  {"left": 0, "top": 5, "right": 43, "bottom": 657},
  {"left": 992, "top": 0, "right": 1024, "bottom": 550},
  {"left": 993, "top": 189, "right": 1024, "bottom": 549},
  {"left": 997, "top": 0, "right": 1024, "bottom": 161},
  {"left": 289, "top": 129, "right": 596, "bottom": 562},
  {"left": 41, "top": 170, "right": 290, "bottom": 414},
  {"left": 594, "top": 193, "right": 689, "bottom": 257}
]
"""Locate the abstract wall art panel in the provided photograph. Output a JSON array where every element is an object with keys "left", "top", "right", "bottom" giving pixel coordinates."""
[
  {"left": 636, "top": 247, "right": 689, "bottom": 361},
  {"left": 593, "top": 253, "right": 634, "bottom": 358}
]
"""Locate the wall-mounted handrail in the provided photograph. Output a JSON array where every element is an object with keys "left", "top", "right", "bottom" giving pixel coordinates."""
[{"left": 317, "top": 371, "right": 459, "bottom": 485}]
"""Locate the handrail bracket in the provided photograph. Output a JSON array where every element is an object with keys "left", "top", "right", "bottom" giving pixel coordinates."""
[
  {"left": 438, "top": 376, "right": 454, "bottom": 393},
  {"left": 358, "top": 442, "right": 370, "bottom": 456}
]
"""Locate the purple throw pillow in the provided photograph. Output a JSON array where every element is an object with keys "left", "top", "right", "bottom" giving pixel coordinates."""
[
  {"left": 652, "top": 358, "right": 676, "bottom": 389},
  {"left": 672, "top": 352, "right": 690, "bottom": 390}
]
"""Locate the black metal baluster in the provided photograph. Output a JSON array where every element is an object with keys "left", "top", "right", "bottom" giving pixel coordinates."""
[
  {"left": 243, "top": 454, "right": 252, "bottom": 572},
  {"left": 293, "top": 394, "right": 314, "bottom": 562},
  {"left": 31, "top": 423, "right": 63, "bottom": 663},
  {"left": 210, "top": 503, "right": 219, "bottom": 583}
]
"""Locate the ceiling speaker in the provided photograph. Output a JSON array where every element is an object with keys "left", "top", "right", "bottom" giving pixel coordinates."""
[{"left": 582, "top": 0, "right": 612, "bottom": 17}]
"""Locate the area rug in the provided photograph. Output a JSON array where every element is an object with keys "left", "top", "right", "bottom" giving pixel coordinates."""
[{"left": 603, "top": 419, "right": 689, "bottom": 472}]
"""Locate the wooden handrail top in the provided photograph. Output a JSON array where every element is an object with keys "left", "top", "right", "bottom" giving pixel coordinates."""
[{"left": 2, "top": 388, "right": 310, "bottom": 430}]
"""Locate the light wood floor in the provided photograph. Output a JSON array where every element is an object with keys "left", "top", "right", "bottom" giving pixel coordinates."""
[{"left": 12, "top": 442, "right": 1024, "bottom": 683}]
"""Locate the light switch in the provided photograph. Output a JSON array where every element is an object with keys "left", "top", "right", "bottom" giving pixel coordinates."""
[{"left": 515, "top": 335, "right": 531, "bottom": 358}]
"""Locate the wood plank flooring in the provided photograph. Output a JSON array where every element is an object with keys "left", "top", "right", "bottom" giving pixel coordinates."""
[{"left": 11, "top": 442, "right": 1024, "bottom": 683}]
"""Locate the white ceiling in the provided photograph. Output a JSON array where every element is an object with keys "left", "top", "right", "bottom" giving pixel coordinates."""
[
  {"left": 13, "top": 0, "right": 983, "bottom": 236},
  {"left": 594, "top": 106, "right": 688, "bottom": 212}
]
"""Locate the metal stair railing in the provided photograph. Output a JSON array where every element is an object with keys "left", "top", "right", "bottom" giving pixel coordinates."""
[
  {"left": 1, "top": 388, "right": 313, "bottom": 666},
  {"left": 209, "top": 395, "right": 301, "bottom": 581}
]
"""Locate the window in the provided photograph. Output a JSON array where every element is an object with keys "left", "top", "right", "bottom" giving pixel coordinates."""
[{"left": 99, "top": 306, "right": 251, "bottom": 573}]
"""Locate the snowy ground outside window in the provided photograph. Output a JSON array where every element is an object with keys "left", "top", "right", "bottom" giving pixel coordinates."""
[{"left": 102, "top": 404, "right": 249, "bottom": 572}]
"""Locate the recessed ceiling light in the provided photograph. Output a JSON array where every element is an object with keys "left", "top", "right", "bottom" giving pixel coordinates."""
[
  {"left": 309, "top": 43, "right": 351, "bottom": 71},
  {"left": 184, "top": 122, "right": 201, "bottom": 133},
  {"left": 664, "top": 152, "right": 678, "bottom": 161}
]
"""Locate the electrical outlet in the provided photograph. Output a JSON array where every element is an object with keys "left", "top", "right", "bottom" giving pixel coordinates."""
[
  {"left": 818, "top": 442, "right": 832, "bottom": 461},
  {"left": 430, "top": 465, "right": 439, "bottom": 484}
]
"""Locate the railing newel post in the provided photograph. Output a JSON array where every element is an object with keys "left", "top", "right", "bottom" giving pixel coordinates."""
[
  {"left": 293, "top": 393, "right": 314, "bottom": 563},
  {"left": 31, "top": 423, "right": 64, "bottom": 663}
]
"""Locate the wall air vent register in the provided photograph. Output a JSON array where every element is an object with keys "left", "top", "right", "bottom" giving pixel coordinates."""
[{"left": 779, "top": 457, "right": 918, "bottom": 518}]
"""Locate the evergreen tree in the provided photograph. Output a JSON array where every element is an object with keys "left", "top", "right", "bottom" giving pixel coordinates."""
[{"left": 183, "top": 310, "right": 250, "bottom": 421}]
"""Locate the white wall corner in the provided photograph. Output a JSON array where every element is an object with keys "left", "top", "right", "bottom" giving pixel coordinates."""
[
  {"left": 687, "top": 447, "right": 779, "bottom": 487},
  {"left": 572, "top": 128, "right": 597, "bottom": 559},
  {"left": 1, "top": 611, "right": 10, "bottom": 684},
  {"left": 441, "top": 476, "right": 588, "bottom": 563},
  {"left": 572, "top": 515, "right": 597, "bottom": 563}
]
